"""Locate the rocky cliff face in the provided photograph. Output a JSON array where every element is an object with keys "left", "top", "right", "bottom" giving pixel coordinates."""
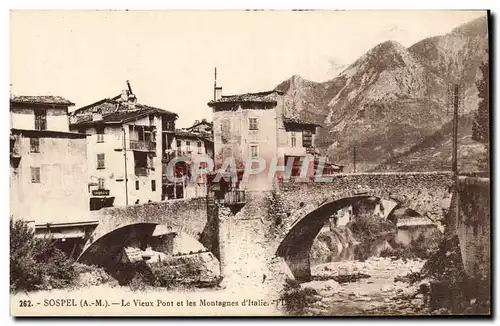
[{"left": 276, "top": 16, "right": 489, "bottom": 172}]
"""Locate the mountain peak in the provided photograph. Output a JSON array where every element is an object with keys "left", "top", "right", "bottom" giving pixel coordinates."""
[
  {"left": 372, "top": 40, "right": 407, "bottom": 54},
  {"left": 451, "top": 15, "right": 488, "bottom": 37},
  {"left": 290, "top": 74, "right": 303, "bottom": 81}
]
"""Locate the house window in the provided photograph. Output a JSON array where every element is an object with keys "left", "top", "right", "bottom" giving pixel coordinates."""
[
  {"left": 186, "top": 141, "right": 191, "bottom": 152},
  {"left": 250, "top": 144, "right": 259, "bottom": 158},
  {"left": 34, "top": 110, "right": 47, "bottom": 131},
  {"left": 98, "top": 178, "right": 105, "bottom": 190},
  {"left": 97, "top": 153, "right": 105, "bottom": 169},
  {"left": 30, "top": 138, "right": 40, "bottom": 153},
  {"left": 30, "top": 167, "right": 41, "bottom": 183},
  {"left": 176, "top": 140, "right": 182, "bottom": 148},
  {"left": 136, "top": 181, "right": 140, "bottom": 190},
  {"left": 302, "top": 130, "right": 313, "bottom": 148},
  {"left": 96, "top": 126, "right": 104, "bottom": 143},
  {"left": 197, "top": 141, "right": 202, "bottom": 154},
  {"left": 151, "top": 180, "right": 156, "bottom": 192},
  {"left": 134, "top": 151, "right": 148, "bottom": 176},
  {"left": 291, "top": 132, "right": 297, "bottom": 148},
  {"left": 249, "top": 118, "right": 258, "bottom": 130}
]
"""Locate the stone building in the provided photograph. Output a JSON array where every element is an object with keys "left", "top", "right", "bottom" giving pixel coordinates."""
[
  {"left": 207, "top": 87, "right": 340, "bottom": 191},
  {"left": 165, "top": 120, "right": 214, "bottom": 199},
  {"left": 185, "top": 118, "right": 213, "bottom": 134},
  {"left": 9, "top": 95, "right": 94, "bottom": 249},
  {"left": 69, "top": 82, "right": 178, "bottom": 209}
]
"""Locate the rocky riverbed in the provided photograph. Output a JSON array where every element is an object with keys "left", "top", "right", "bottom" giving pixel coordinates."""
[{"left": 297, "top": 257, "right": 440, "bottom": 316}]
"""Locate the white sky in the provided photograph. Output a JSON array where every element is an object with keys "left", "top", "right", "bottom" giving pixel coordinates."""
[{"left": 10, "top": 10, "right": 486, "bottom": 127}]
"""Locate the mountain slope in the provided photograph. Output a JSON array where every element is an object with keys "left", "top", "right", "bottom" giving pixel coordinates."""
[
  {"left": 408, "top": 15, "right": 489, "bottom": 114},
  {"left": 373, "top": 113, "right": 488, "bottom": 172},
  {"left": 276, "top": 15, "right": 489, "bottom": 172}
]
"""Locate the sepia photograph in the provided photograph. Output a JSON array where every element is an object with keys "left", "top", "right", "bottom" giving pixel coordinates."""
[{"left": 9, "top": 9, "right": 491, "bottom": 317}]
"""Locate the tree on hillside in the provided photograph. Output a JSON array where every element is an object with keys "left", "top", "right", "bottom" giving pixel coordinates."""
[{"left": 472, "top": 60, "right": 489, "bottom": 144}]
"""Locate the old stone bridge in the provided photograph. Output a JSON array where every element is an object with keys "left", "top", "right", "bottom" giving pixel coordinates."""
[
  {"left": 74, "top": 171, "right": 482, "bottom": 283},
  {"left": 77, "top": 197, "right": 217, "bottom": 266},
  {"left": 272, "top": 172, "right": 454, "bottom": 280}
]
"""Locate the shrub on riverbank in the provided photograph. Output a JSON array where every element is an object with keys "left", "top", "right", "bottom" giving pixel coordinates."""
[
  {"left": 279, "top": 279, "right": 319, "bottom": 316},
  {"left": 10, "top": 219, "right": 77, "bottom": 292},
  {"left": 347, "top": 217, "right": 396, "bottom": 243},
  {"left": 380, "top": 233, "right": 435, "bottom": 260},
  {"left": 399, "top": 234, "right": 490, "bottom": 314},
  {"left": 74, "top": 263, "right": 119, "bottom": 287},
  {"left": 127, "top": 259, "right": 220, "bottom": 291}
]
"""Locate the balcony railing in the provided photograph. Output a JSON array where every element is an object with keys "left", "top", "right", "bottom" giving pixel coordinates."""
[
  {"left": 130, "top": 140, "right": 155, "bottom": 151},
  {"left": 135, "top": 167, "right": 149, "bottom": 176},
  {"left": 162, "top": 121, "right": 175, "bottom": 132},
  {"left": 224, "top": 190, "right": 246, "bottom": 206}
]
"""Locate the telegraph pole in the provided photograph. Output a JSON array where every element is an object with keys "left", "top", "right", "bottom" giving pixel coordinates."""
[
  {"left": 451, "top": 84, "right": 459, "bottom": 176},
  {"left": 122, "top": 126, "right": 129, "bottom": 206},
  {"left": 448, "top": 83, "right": 461, "bottom": 235}
]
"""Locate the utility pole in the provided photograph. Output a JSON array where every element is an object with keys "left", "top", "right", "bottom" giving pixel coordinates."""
[
  {"left": 448, "top": 83, "right": 461, "bottom": 235},
  {"left": 122, "top": 127, "right": 129, "bottom": 206},
  {"left": 451, "top": 84, "right": 459, "bottom": 176}
]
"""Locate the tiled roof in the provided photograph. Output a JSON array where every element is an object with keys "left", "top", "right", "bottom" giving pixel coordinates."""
[
  {"left": 69, "top": 96, "right": 177, "bottom": 128},
  {"left": 71, "top": 106, "right": 174, "bottom": 128},
  {"left": 283, "top": 117, "right": 322, "bottom": 128},
  {"left": 187, "top": 120, "right": 213, "bottom": 130},
  {"left": 11, "top": 95, "right": 75, "bottom": 106},
  {"left": 207, "top": 90, "right": 284, "bottom": 106},
  {"left": 175, "top": 129, "right": 214, "bottom": 143},
  {"left": 70, "top": 96, "right": 177, "bottom": 118}
]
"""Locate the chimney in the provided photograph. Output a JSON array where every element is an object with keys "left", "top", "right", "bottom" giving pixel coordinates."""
[
  {"left": 202, "top": 118, "right": 207, "bottom": 123},
  {"left": 215, "top": 86, "right": 222, "bottom": 101},
  {"left": 126, "top": 80, "right": 134, "bottom": 95},
  {"left": 194, "top": 120, "right": 200, "bottom": 125},
  {"left": 121, "top": 89, "right": 129, "bottom": 102},
  {"left": 213, "top": 67, "right": 223, "bottom": 101}
]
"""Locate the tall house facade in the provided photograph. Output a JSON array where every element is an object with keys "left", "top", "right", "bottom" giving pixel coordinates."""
[
  {"left": 69, "top": 88, "right": 178, "bottom": 210},
  {"left": 10, "top": 96, "right": 90, "bottom": 226},
  {"left": 208, "top": 90, "right": 325, "bottom": 191},
  {"left": 165, "top": 120, "right": 214, "bottom": 199}
]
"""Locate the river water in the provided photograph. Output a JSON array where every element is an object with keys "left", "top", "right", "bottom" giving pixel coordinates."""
[
  {"left": 298, "top": 228, "right": 439, "bottom": 316},
  {"left": 300, "top": 257, "right": 431, "bottom": 316}
]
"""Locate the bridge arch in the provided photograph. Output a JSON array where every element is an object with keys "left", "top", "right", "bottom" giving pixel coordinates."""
[
  {"left": 78, "top": 222, "right": 158, "bottom": 266},
  {"left": 275, "top": 186, "right": 450, "bottom": 281},
  {"left": 78, "top": 222, "right": 217, "bottom": 267}
]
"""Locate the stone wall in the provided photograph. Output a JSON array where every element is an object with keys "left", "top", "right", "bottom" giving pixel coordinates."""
[
  {"left": 455, "top": 176, "right": 490, "bottom": 279},
  {"left": 89, "top": 197, "right": 208, "bottom": 241}
]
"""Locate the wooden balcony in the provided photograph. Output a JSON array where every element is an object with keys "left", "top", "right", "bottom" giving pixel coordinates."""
[
  {"left": 135, "top": 167, "right": 149, "bottom": 176},
  {"left": 130, "top": 140, "right": 155, "bottom": 152}
]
